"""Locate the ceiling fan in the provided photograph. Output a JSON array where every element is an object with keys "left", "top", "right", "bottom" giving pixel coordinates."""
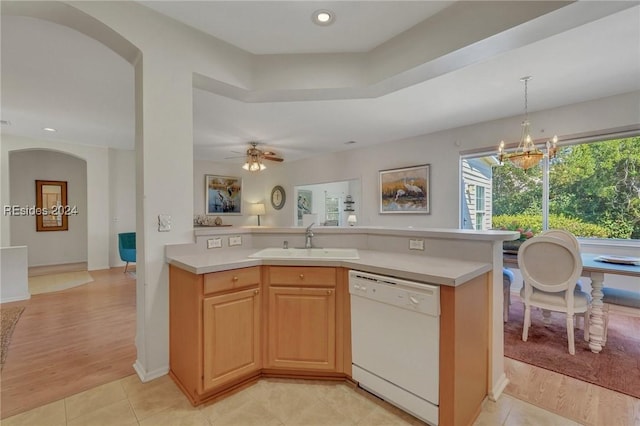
[{"left": 226, "top": 142, "right": 283, "bottom": 171}]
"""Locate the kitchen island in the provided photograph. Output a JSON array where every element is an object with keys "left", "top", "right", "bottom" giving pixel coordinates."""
[{"left": 166, "top": 226, "right": 517, "bottom": 426}]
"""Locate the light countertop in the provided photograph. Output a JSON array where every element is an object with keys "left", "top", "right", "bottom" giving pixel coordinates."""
[{"left": 167, "top": 248, "right": 492, "bottom": 287}]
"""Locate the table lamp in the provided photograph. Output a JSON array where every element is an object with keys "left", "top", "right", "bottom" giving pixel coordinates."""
[{"left": 250, "top": 203, "right": 266, "bottom": 226}]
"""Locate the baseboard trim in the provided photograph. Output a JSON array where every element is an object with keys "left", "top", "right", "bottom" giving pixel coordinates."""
[
  {"left": 0, "top": 293, "right": 31, "bottom": 304},
  {"left": 133, "top": 360, "right": 169, "bottom": 383},
  {"left": 488, "top": 372, "right": 509, "bottom": 402}
]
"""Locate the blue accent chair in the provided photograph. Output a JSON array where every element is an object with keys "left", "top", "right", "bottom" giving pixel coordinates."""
[{"left": 118, "top": 232, "right": 136, "bottom": 273}]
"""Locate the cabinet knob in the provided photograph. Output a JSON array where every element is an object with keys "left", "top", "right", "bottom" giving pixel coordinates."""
[
  {"left": 232, "top": 276, "right": 239, "bottom": 282},
  {"left": 299, "top": 274, "right": 304, "bottom": 280},
  {"left": 254, "top": 289, "right": 260, "bottom": 295},
  {"left": 327, "top": 289, "right": 333, "bottom": 295}
]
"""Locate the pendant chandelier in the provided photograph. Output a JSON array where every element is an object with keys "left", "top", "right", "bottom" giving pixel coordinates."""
[{"left": 498, "top": 76, "right": 557, "bottom": 170}]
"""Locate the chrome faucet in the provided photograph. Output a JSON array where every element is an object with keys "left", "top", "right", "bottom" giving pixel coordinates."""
[{"left": 304, "top": 223, "right": 315, "bottom": 248}]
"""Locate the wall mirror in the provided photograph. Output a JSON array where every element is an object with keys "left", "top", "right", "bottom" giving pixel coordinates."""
[
  {"left": 36, "top": 180, "right": 68, "bottom": 231},
  {"left": 293, "top": 179, "right": 360, "bottom": 227}
]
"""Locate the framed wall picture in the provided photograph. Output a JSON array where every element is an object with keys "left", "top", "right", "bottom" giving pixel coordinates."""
[
  {"left": 297, "top": 190, "right": 312, "bottom": 221},
  {"left": 379, "top": 164, "right": 430, "bottom": 214},
  {"left": 205, "top": 175, "right": 242, "bottom": 215},
  {"left": 36, "top": 180, "right": 69, "bottom": 231}
]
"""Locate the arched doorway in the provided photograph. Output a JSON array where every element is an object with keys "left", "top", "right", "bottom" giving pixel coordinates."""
[{"left": 9, "top": 149, "right": 88, "bottom": 268}]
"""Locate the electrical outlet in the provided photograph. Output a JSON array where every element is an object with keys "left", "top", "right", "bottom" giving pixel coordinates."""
[
  {"left": 207, "top": 238, "right": 222, "bottom": 249},
  {"left": 409, "top": 239, "right": 424, "bottom": 250},
  {"left": 229, "top": 236, "right": 242, "bottom": 246}
]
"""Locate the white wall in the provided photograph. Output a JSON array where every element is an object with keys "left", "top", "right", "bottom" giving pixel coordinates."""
[
  {"left": 9, "top": 149, "right": 88, "bottom": 267},
  {"left": 0, "top": 246, "right": 30, "bottom": 303},
  {"left": 193, "top": 160, "right": 270, "bottom": 227},
  {"left": 198, "top": 92, "right": 640, "bottom": 231},
  {"left": 109, "top": 148, "right": 136, "bottom": 267},
  {"left": 1, "top": 135, "right": 110, "bottom": 270}
]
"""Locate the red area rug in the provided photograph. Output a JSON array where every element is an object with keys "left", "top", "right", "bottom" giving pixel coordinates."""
[{"left": 504, "top": 298, "right": 640, "bottom": 399}]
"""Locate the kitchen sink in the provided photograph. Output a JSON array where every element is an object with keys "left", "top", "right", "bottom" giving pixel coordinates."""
[{"left": 249, "top": 247, "right": 359, "bottom": 260}]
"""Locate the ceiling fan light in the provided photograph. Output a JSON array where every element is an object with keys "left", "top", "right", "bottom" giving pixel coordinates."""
[
  {"left": 246, "top": 159, "right": 264, "bottom": 172},
  {"left": 239, "top": 142, "right": 279, "bottom": 172}
]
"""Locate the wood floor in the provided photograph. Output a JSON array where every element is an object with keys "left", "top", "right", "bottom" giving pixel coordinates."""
[
  {"left": 1, "top": 269, "right": 638, "bottom": 424},
  {"left": 505, "top": 358, "right": 640, "bottom": 426},
  {"left": 0, "top": 267, "right": 136, "bottom": 419}
]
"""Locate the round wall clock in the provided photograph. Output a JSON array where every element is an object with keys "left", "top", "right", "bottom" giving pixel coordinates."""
[{"left": 271, "top": 185, "right": 286, "bottom": 210}]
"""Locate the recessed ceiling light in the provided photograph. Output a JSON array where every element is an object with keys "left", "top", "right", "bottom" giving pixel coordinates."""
[
  {"left": 43, "top": 127, "right": 57, "bottom": 132},
  {"left": 312, "top": 9, "right": 335, "bottom": 26}
]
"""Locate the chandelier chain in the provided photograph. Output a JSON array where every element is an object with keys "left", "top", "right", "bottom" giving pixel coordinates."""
[
  {"left": 524, "top": 79, "right": 528, "bottom": 117},
  {"left": 521, "top": 75, "right": 531, "bottom": 120},
  {"left": 498, "top": 75, "right": 557, "bottom": 170}
]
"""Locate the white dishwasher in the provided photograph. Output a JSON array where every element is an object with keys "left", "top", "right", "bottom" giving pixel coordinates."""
[{"left": 349, "top": 270, "right": 440, "bottom": 426}]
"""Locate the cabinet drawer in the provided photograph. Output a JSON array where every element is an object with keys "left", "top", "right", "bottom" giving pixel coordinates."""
[
  {"left": 269, "top": 266, "right": 336, "bottom": 287},
  {"left": 204, "top": 267, "right": 260, "bottom": 294}
]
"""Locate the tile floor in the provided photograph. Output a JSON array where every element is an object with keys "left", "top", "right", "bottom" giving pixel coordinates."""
[
  {"left": 27, "top": 271, "right": 94, "bottom": 295},
  {"left": 2, "top": 374, "right": 581, "bottom": 426}
]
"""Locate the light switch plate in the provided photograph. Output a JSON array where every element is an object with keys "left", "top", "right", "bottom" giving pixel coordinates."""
[
  {"left": 229, "top": 236, "right": 242, "bottom": 246},
  {"left": 208, "top": 238, "right": 222, "bottom": 249},
  {"left": 158, "top": 214, "right": 171, "bottom": 232},
  {"left": 409, "top": 239, "right": 424, "bottom": 250}
]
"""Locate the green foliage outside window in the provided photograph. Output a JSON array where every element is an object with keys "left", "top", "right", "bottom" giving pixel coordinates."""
[
  {"left": 492, "top": 136, "right": 640, "bottom": 239},
  {"left": 492, "top": 214, "right": 609, "bottom": 238}
]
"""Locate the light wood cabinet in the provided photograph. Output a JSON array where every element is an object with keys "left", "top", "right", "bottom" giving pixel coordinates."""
[
  {"left": 169, "top": 265, "right": 262, "bottom": 405},
  {"left": 203, "top": 287, "right": 261, "bottom": 391},
  {"left": 264, "top": 266, "right": 343, "bottom": 372},
  {"left": 267, "top": 286, "right": 336, "bottom": 370},
  {"left": 170, "top": 264, "right": 350, "bottom": 405},
  {"left": 439, "top": 273, "right": 489, "bottom": 426}
]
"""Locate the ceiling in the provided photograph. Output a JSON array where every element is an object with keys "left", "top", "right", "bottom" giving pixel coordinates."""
[
  {"left": 139, "top": 1, "right": 455, "bottom": 55},
  {"left": 1, "top": 1, "right": 639, "bottom": 164}
]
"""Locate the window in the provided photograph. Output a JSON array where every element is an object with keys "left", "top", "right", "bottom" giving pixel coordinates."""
[
  {"left": 325, "top": 194, "right": 340, "bottom": 225},
  {"left": 475, "top": 185, "right": 485, "bottom": 212},
  {"left": 461, "top": 136, "right": 640, "bottom": 240},
  {"left": 475, "top": 212, "right": 484, "bottom": 230},
  {"left": 474, "top": 186, "right": 486, "bottom": 230}
]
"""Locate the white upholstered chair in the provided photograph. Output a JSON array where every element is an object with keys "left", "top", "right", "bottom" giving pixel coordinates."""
[
  {"left": 538, "top": 229, "right": 588, "bottom": 330},
  {"left": 539, "top": 229, "right": 580, "bottom": 251},
  {"left": 518, "top": 236, "right": 591, "bottom": 355}
]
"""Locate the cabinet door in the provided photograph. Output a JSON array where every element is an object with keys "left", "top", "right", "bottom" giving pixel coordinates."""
[
  {"left": 203, "top": 287, "right": 261, "bottom": 391},
  {"left": 267, "top": 286, "right": 336, "bottom": 371}
]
